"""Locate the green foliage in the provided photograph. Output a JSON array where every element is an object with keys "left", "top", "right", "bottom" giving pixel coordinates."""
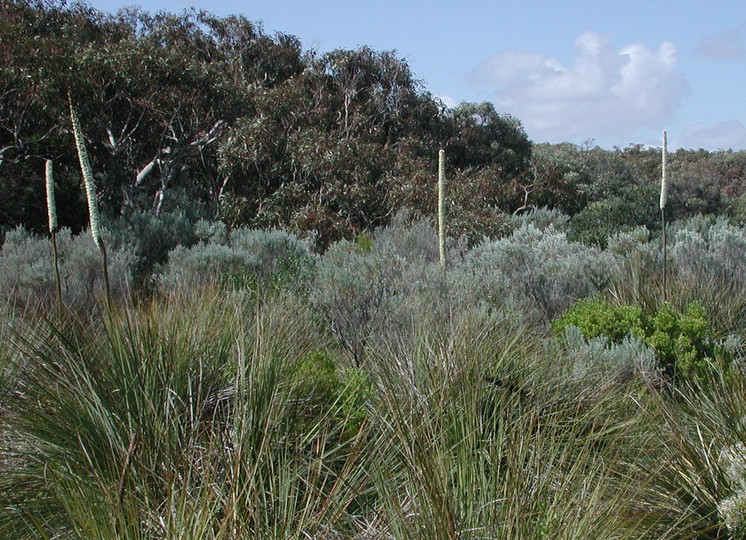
[
  {"left": 1, "top": 2, "right": 537, "bottom": 247},
  {"left": 553, "top": 297, "right": 729, "bottom": 380},
  {"left": 568, "top": 187, "right": 659, "bottom": 247},
  {"left": 552, "top": 297, "right": 646, "bottom": 343},
  {"left": 105, "top": 210, "right": 199, "bottom": 284},
  {"left": 646, "top": 301, "right": 725, "bottom": 379},
  {"left": 292, "top": 349, "right": 370, "bottom": 441},
  {"left": 0, "top": 289, "right": 373, "bottom": 538}
]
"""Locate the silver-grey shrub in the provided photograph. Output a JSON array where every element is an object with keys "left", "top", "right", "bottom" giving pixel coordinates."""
[
  {"left": 310, "top": 239, "right": 406, "bottom": 366},
  {"left": 718, "top": 442, "right": 746, "bottom": 535},
  {"left": 510, "top": 206, "right": 571, "bottom": 232},
  {"left": 0, "top": 226, "right": 135, "bottom": 310},
  {"left": 560, "top": 325, "right": 660, "bottom": 385},
  {"left": 310, "top": 222, "right": 475, "bottom": 366},
  {"left": 159, "top": 226, "right": 313, "bottom": 292},
  {"left": 668, "top": 216, "right": 746, "bottom": 283},
  {"left": 457, "top": 224, "right": 620, "bottom": 322},
  {"left": 373, "top": 211, "right": 467, "bottom": 265}
]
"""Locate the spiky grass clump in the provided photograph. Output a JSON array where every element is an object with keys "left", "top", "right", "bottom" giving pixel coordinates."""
[
  {"left": 362, "top": 311, "right": 657, "bottom": 539},
  {"left": 0, "top": 288, "right": 372, "bottom": 538}
]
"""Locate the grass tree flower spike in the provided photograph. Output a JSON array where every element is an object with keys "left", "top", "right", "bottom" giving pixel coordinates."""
[
  {"left": 69, "top": 90, "right": 111, "bottom": 306},
  {"left": 45, "top": 159, "right": 57, "bottom": 233},
  {"left": 438, "top": 148, "right": 446, "bottom": 271},
  {"left": 661, "top": 129, "right": 668, "bottom": 301},
  {"left": 68, "top": 91, "right": 102, "bottom": 249},
  {"left": 660, "top": 130, "right": 668, "bottom": 210},
  {"left": 46, "top": 158, "right": 63, "bottom": 312}
]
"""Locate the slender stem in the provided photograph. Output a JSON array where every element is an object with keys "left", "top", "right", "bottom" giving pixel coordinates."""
[
  {"left": 99, "top": 240, "right": 112, "bottom": 311},
  {"left": 660, "top": 130, "right": 668, "bottom": 303},
  {"left": 51, "top": 231, "right": 63, "bottom": 316},
  {"left": 662, "top": 208, "right": 667, "bottom": 303}
]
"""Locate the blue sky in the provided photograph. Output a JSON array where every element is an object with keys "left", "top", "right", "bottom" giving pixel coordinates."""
[{"left": 85, "top": 0, "right": 746, "bottom": 151}]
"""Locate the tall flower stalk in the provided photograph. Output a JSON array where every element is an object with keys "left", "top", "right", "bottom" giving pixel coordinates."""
[
  {"left": 660, "top": 130, "right": 668, "bottom": 302},
  {"left": 46, "top": 159, "right": 63, "bottom": 314},
  {"left": 68, "top": 90, "right": 111, "bottom": 307},
  {"left": 438, "top": 149, "right": 446, "bottom": 271}
]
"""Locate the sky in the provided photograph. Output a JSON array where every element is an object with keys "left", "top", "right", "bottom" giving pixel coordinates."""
[{"left": 83, "top": 0, "right": 746, "bottom": 151}]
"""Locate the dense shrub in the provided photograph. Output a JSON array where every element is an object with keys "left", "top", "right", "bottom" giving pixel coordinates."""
[
  {"left": 0, "top": 226, "right": 135, "bottom": 310},
  {"left": 553, "top": 297, "right": 730, "bottom": 380},
  {"left": 159, "top": 226, "right": 314, "bottom": 293},
  {"left": 552, "top": 298, "right": 646, "bottom": 344},
  {"left": 718, "top": 442, "right": 746, "bottom": 535},
  {"left": 105, "top": 211, "right": 199, "bottom": 284},
  {"left": 310, "top": 239, "right": 407, "bottom": 365},
  {"left": 511, "top": 206, "right": 571, "bottom": 232},
  {"left": 568, "top": 189, "right": 659, "bottom": 247},
  {"left": 560, "top": 325, "right": 659, "bottom": 384},
  {"left": 373, "top": 212, "right": 467, "bottom": 265},
  {"left": 460, "top": 224, "right": 619, "bottom": 322},
  {"left": 669, "top": 215, "right": 746, "bottom": 283}
]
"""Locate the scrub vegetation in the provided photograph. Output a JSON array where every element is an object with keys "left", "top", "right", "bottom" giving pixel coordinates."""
[{"left": 4, "top": 1, "right": 746, "bottom": 538}]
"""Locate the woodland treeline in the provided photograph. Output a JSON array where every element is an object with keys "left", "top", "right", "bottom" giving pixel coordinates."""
[{"left": 2, "top": 0, "right": 746, "bottom": 248}]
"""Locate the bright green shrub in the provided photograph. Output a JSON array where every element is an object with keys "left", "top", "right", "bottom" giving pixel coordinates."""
[
  {"left": 553, "top": 297, "right": 729, "bottom": 380},
  {"left": 552, "top": 298, "right": 646, "bottom": 344},
  {"left": 646, "top": 302, "right": 725, "bottom": 379}
]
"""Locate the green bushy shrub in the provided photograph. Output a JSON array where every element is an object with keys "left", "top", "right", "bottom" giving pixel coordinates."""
[
  {"left": 553, "top": 297, "right": 729, "bottom": 380},
  {"left": 647, "top": 302, "right": 726, "bottom": 379},
  {"left": 552, "top": 298, "right": 646, "bottom": 343},
  {"left": 105, "top": 210, "right": 199, "bottom": 284}
]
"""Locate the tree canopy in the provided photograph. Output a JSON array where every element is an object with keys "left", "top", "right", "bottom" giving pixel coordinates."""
[
  {"left": 2, "top": 0, "right": 745, "bottom": 249},
  {"left": 0, "top": 0, "right": 534, "bottom": 246}
]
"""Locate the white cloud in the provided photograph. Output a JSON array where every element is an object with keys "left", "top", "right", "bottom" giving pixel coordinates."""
[
  {"left": 694, "top": 24, "right": 746, "bottom": 60},
  {"left": 468, "top": 31, "right": 689, "bottom": 143},
  {"left": 681, "top": 120, "right": 746, "bottom": 150}
]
